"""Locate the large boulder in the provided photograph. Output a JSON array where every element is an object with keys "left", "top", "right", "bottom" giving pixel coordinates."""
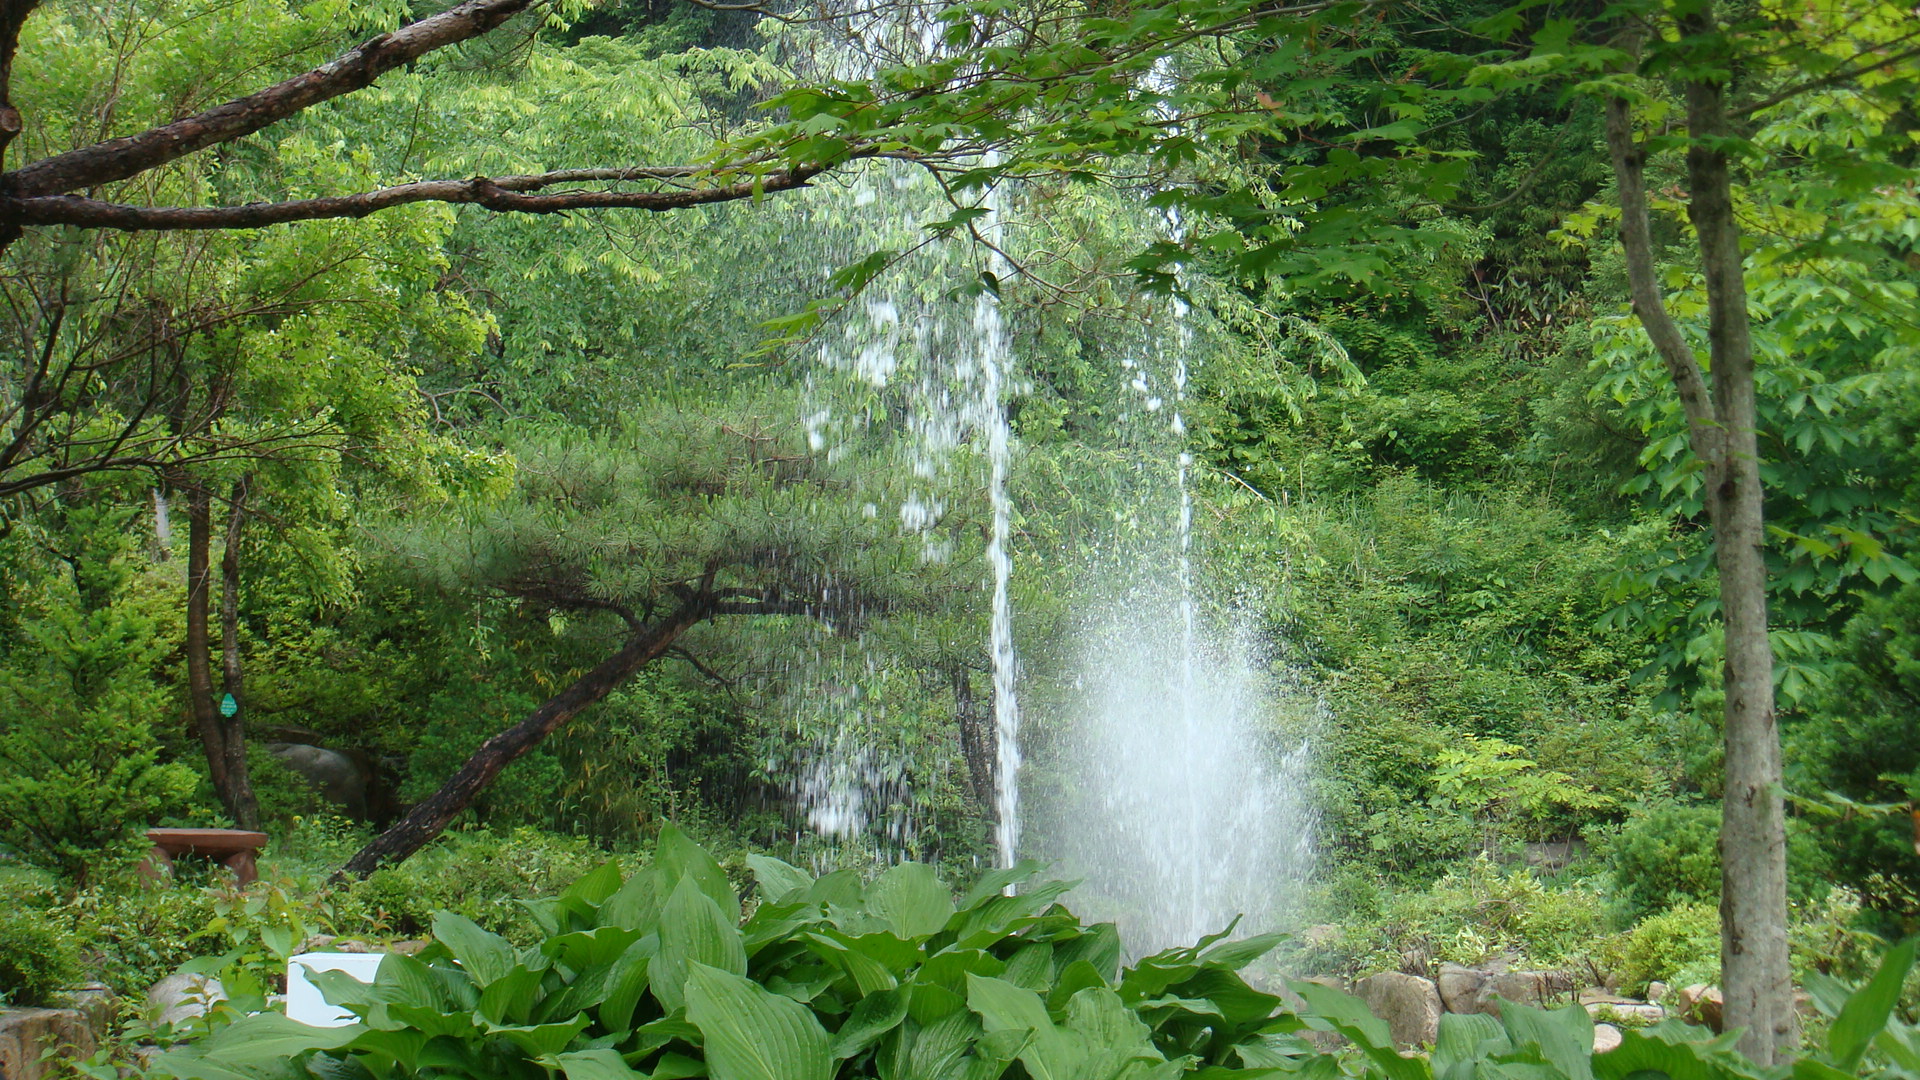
[
  {"left": 145, "top": 972, "right": 225, "bottom": 1027},
  {"left": 1436, "top": 963, "right": 1485, "bottom": 1013},
  {"left": 0, "top": 1007, "right": 100, "bottom": 1080},
  {"left": 267, "top": 743, "right": 372, "bottom": 819},
  {"left": 1471, "top": 969, "right": 1578, "bottom": 1014},
  {"left": 1353, "top": 972, "right": 1442, "bottom": 1049}
]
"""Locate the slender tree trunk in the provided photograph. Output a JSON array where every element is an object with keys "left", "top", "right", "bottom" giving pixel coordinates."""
[
  {"left": 184, "top": 483, "right": 228, "bottom": 797},
  {"left": 218, "top": 476, "right": 259, "bottom": 830},
  {"left": 951, "top": 664, "right": 996, "bottom": 812},
  {"left": 183, "top": 479, "right": 260, "bottom": 829},
  {"left": 1679, "top": 15, "right": 1795, "bottom": 1058},
  {"left": 338, "top": 598, "right": 712, "bottom": 877},
  {"left": 1603, "top": 8, "right": 1795, "bottom": 1059}
]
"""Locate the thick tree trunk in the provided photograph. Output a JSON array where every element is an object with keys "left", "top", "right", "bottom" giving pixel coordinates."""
[
  {"left": 218, "top": 477, "right": 259, "bottom": 830},
  {"left": 1680, "top": 27, "right": 1795, "bottom": 1060},
  {"left": 338, "top": 599, "right": 711, "bottom": 877}
]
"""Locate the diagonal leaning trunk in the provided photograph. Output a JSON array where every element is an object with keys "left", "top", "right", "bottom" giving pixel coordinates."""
[
  {"left": 338, "top": 597, "right": 713, "bottom": 878},
  {"left": 1603, "top": 10, "right": 1795, "bottom": 1060}
]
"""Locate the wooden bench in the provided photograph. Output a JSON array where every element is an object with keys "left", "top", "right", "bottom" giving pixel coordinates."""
[{"left": 141, "top": 828, "right": 269, "bottom": 886}]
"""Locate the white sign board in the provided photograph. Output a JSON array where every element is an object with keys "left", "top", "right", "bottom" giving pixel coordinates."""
[{"left": 286, "top": 952, "right": 385, "bottom": 1027}]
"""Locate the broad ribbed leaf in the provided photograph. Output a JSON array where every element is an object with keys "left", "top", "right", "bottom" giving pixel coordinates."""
[
  {"left": 654, "top": 875, "right": 749, "bottom": 1011},
  {"left": 656, "top": 822, "right": 741, "bottom": 920},
  {"left": 598, "top": 936, "right": 657, "bottom": 1033},
  {"left": 686, "top": 962, "right": 833, "bottom": 1080},
  {"left": 599, "top": 869, "right": 665, "bottom": 933},
  {"left": 866, "top": 863, "right": 954, "bottom": 940},
  {"left": 432, "top": 912, "right": 517, "bottom": 987},
  {"left": 749, "top": 854, "right": 815, "bottom": 903},
  {"left": 1198, "top": 933, "right": 1288, "bottom": 971},
  {"left": 967, "top": 973, "right": 1053, "bottom": 1033},
  {"left": 1432, "top": 1012, "right": 1506, "bottom": 1080},
  {"left": 552, "top": 1048, "right": 648, "bottom": 1080},
  {"left": 476, "top": 964, "right": 545, "bottom": 1024},
  {"left": 563, "top": 861, "right": 629, "bottom": 908},
  {"left": 832, "top": 986, "right": 912, "bottom": 1060},
  {"left": 1499, "top": 1002, "right": 1593, "bottom": 1080},
  {"left": 1289, "top": 980, "right": 1425, "bottom": 1080},
  {"left": 1828, "top": 936, "right": 1917, "bottom": 1071},
  {"left": 198, "top": 1014, "right": 365, "bottom": 1063}
]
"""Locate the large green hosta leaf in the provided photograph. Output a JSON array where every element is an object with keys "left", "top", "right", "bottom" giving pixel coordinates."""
[
  {"left": 653, "top": 875, "right": 751, "bottom": 1011},
  {"left": 686, "top": 962, "right": 833, "bottom": 1080}
]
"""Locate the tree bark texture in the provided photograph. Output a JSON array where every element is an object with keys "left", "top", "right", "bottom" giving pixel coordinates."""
[
  {"left": 1603, "top": 7, "right": 1795, "bottom": 1060},
  {"left": 1679, "top": 12, "right": 1795, "bottom": 1058},
  {"left": 951, "top": 665, "right": 996, "bottom": 812},
  {"left": 0, "top": 0, "right": 534, "bottom": 199},
  {"left": 218, "top": 477, "right": 260, "bottom": 830},
  {"left": 339, "top": 597, "right": 713, "bottom": 877},
  {"left": 183, "top": 480, "right": 260, "bottom": 829},
  {"left": 183, "top": 485, "right": 226, "bottom": 796}
]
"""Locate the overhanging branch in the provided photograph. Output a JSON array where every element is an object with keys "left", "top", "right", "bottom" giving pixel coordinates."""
[
  {"left": 3, "top": 163, "right": 843, "bottom": 231},
  {"left": 2, "top": 0, "right": 540, "bottom": 198}
]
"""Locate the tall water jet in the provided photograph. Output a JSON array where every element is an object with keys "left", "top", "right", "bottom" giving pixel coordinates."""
[{"left": 774, "top": 10, "right": 1028, "bottom": 862}]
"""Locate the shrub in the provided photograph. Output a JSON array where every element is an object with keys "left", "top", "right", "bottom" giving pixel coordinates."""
[
  {"left": 0, "top": 599, "right": 197, "bottom": 887},
  {"left": 1606, "top": 901, "right": 1721, "bottom": 997},
  {"left": 0, "top": 904, "right": 82, "bottom": 1006},
  {"left": 1600, "top": 804, "right": 1722, "bottom": 920},
  {"left": 1341, "top": 856, "right": 1611, "bottom": 974},
  {"left": 341, "top": 826, "right": 614, "bottom": 940},
  {"left": 1601, "top": 802, "right": 1834, "bottom": 921}
]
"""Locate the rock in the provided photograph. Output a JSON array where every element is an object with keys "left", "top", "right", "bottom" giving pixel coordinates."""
[
  {"left": 1436, "top": 963, "right": 1486, "bottom": 1014},
  {"left": 1582, "top": 997, "right": 1667, "bottom": 1024},
  {"left": 1467, "top": 969, "right": 1578, "bottom": 1015},
  {"left": 1677, "top": 984, "right": 1723, "bottom": 1031},
  {"left": 1522, "top": 840, "right": 1589, "bottom": 872},
  {"left": 1646, "top": 981, "right": 1669, "bottom": 1003},
  {"left": 391, "top": 940, "right": 429, "bottom": 957},
  {"left": 146, "top": 972, "right": 226, "bottom": 1027},
  {"left": 52, "top": 984, "right": 113, "bottom": 1034},
  {"left": 1300, "top": 924, "right": 1342, "bottom": 948},
  {"left": 1593, "top": 1023, "right": 1623, "bottom": 1054},
  {"left": 268, "top": 743, "right": 374, "bottom": 819},
  {"left": 0, "top": 1006, "right": 100, "bottom": 1080},
  {"left": 1353, "top": 972, "right": 1442, "bottom": 1049}
]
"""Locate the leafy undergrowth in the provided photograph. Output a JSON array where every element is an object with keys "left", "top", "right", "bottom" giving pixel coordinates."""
[{"left": 125, "top": 826, "right": 1920, "bottom": 1080}]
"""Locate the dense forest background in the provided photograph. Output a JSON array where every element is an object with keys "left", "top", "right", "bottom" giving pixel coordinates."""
[{"left": 2, "top": 0, "right": 1919, "bottom": 1014}]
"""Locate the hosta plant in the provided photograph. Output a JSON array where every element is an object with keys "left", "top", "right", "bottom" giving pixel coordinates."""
[{"left": 142, "top": 825, "right": 1920, "bottom": 1080}]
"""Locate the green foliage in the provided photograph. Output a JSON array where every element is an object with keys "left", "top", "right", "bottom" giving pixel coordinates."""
[
  {"left": 1599, "top": 805, "right": 1723, "bottom": 922},
  {"left": 0, "top": 903, "right": 83, "bottom": 1006},
  {"left": 1325, "top": 857, "right": 1611, "bottom": 975},
  {"left": 0, "top": 546, "right": 197, "bottom": 885},
  {"left": 1606, "top": 902, "right": 1721, "bottom": 999},
  {"left": 148, "top": 825, "right": 1294, "bottom": 1080},
  {"left": 1599, "top": 803, "right": 1832, "bottom": 923},
  {"left": 348, "top": 828, "right": 619, "bottom": 941},
  {"left": 140, "top": 826, "right": 1920, "bottom": 1080},
  {"left": 1790, "top": 581, "right": 1920, "bottom": 928}
]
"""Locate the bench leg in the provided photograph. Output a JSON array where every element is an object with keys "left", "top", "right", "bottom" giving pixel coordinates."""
[
  {"left": 139, "top": 846, "right": 175, "bottom": 886},
  {"left": 223, "top": 849, "right": 259, "bottom": 886}
]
